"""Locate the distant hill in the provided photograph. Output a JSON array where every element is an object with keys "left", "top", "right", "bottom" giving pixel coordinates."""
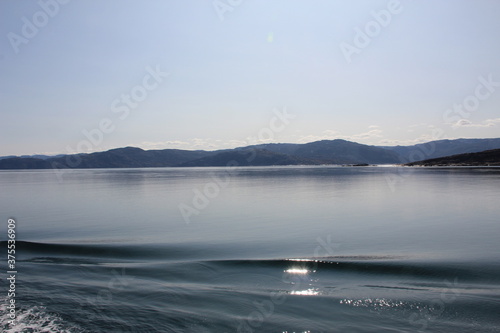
[
  {"left": 1, "top": 138, "right": 500, "bottom": 169},
  {"left": 250, "top": 139, "right": 400, "bottom": 164},
  {"left": 0, "top": 147, "right": 213, "bottom": 169},
  {"left": 380, "top": 138, "right": 500, "bottom": 162},
  {"left": 0, "top": 154, "right": 65, "bottom": 160},
  {"left": 179, "top": 148, "right": 326, "bottom": 167},
  {"left": 0, "top": 140, "right": 402, "bottom": 169},
  {"left": 53, "top": 147, "right": 212, "bottom": 168},
  {"left": 405, "top": 149, "right": 500, "bottom": 166},
  {"left": 0, "top": 157, "right": 53, "bottom": 169},
  {"left": 246, "top": 143, "right": 301, "bottom": 156},
  {"left": 0, "top": 155, "right": 16, "bottom": 160},
  {"left": 293, "top": 140, "right": 400, "bottom": 164}
]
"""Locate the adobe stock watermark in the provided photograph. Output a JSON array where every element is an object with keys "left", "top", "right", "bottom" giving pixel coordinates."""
[
  {"left": 212, "top": 0, "right": 244, "bottom": 21},
  {"left": 340, "top": 0, "right": 404, "bottom": 64},
  {"left": 178, "top": 107, "right": 295, "bottom": 224},
  {"left": 6, "top": 218, "right": 18, "bottom": 329},
  {"left": 237, "top": 234, "right": 340, "bottom": 332},
  {"left": 443, "top": 74, "right": 499, "bottom": 125},
  {"left": 385, "top": 73, "right": 498, "bottom": 192},
  {"left": 51, "top": 65, "right": 169, "bottom": 181},
  {"left": 7, "top": 0, "right": 71, "bottom": 55},
  {"left": 384, "top": 133, "right": 443, "bottom": 192}
]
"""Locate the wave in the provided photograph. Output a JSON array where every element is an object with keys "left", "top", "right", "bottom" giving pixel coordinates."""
[
  {"left": 204, "top": 258, "right": 500, "bottom": 284},
  {"left": 3, "top": 241, "right": 500, "bottom": 284},
  {"left": 2, "top": 241, "right": 500, "bottom": 332},
  {"left": 0, "top": 240, "right": 211, "bottom": 261}
]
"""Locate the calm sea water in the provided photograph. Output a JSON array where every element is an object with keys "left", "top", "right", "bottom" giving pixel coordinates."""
[{"left": 1, "top": 166, "right": 499, "bottom": 332}]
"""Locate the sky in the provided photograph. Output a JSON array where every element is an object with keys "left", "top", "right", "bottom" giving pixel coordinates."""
[{"left": 1, "top": 0, "right": 500, "bottom": 156}]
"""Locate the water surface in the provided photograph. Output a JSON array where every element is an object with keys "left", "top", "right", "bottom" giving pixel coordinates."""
[{"left": 1, "top": 166, "right": 499, "bottom": 332}]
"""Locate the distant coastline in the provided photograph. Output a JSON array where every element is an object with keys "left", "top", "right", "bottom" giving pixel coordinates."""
[{"left": 2, "top": 138, "right": 500, "bottom": 170}]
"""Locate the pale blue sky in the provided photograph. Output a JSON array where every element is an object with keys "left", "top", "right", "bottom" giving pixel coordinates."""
[{"left": 1, "top": 0, "right": 499, "bottom": 155}]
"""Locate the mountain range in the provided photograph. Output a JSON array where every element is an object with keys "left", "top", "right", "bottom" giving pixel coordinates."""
[{"left": 1, "top": 138, "right": 500, "bottom": 169}]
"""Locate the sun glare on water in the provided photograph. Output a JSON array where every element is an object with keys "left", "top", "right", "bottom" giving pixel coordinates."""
[{"left": 285, "top": 268, "right": 309, "bottom": 274}]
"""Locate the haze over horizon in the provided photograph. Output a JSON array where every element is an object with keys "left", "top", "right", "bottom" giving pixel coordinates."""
[{"left": 1, "top": 0, "right": 500, "bottom": 156}]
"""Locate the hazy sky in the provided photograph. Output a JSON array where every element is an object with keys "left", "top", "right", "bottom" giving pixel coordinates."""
[{"left": 1, "top": 0, "right": 500, "bottom": 155}]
